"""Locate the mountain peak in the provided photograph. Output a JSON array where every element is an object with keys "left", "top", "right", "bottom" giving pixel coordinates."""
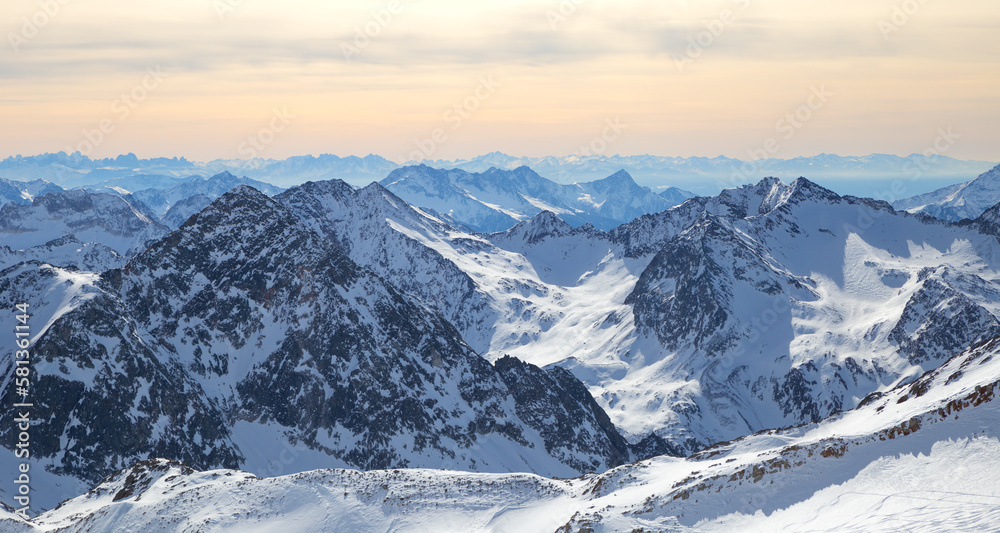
[
  {"left": 785, "top": 177, "right": 841, "bottom": 203},
  {"left": 481, "top": 165, "right": 543, "bottom": 180},
  {"left": 892, "top": 162, "right": 1000, "bottom": 221},
  {"left": 180, "top": 185, "right": 271, "bottom": 229},
  {"left": 209, "top": 170, "right": 239, "bottom": 181},
  {"left": 359, "top": 180, "right": 398, "bottom": 201},
  {"left": 114, "top": 153, "right": 140, "bottom": 166},
  {"left": 659, "top": 186, "right": 697, "bottom": 207},
  {"left": 527, "top": 210, "right": 572, "bottom": 232},
  {"left": 383, "top": 164, "right": 447, "bottom": 182},
  {"left": 294, "top": 178, "right": 356, "bottom": 200},
  {"left": 582, "top": 170, "right": 643, "bottom": 195},
  {"left": 224, "top": 183, "right": 264, "bottom": 198},
  {"left": 716, "top": 177, "right": 841, "bottom": 218},
  {"left": 494, "top": 210, "right": 573, "bottom": 244},
  {"left": 601, "top": 169, "right": 635, "bottom": 184}
]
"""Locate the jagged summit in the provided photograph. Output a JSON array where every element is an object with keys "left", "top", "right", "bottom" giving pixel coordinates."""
[
  {"left": 493, "top": 210, "right": 575, "bottom": 245},
  {"left": 710, "top": 176, "right": 841, "bottom": 219},
  {"left": 180, "top": 184, "right": 271, "bottom": 223},
  {"left": 283, "top": 177, "right": 356, "bottom": 201},
  {"left": 785, "top": 176, "right": 839, "bottom": 198}
]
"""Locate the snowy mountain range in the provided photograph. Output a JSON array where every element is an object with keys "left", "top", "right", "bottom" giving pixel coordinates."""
[
  {"left": 379, "top": 165, "right": 695, "bottom": 232},
  {"left": 303, "top": 174, "right": 1000, "bottom": 454},
  {"left": 126, "top": 171, "right": 285, "bottom": 222},
  {"left": 0, "top": 185, "right": 671, "bottom": 510},
  {"left": 893, "top": 163, "right": 1000, "bottom": 221},
  {"left": 0, "top": 179, "right": 62, "bottom": 207},
  {"left": 0, "top": 189, "right": 167, "bottom": 260},
  {"left": 419, "top": 151, "right": 998, "bottom": 194},
  {"left": 3, "top": 164, "right": 1000, "bottom": 529},
  {"left": 3, "top": 152, "right": 994, "bottom": 196}
]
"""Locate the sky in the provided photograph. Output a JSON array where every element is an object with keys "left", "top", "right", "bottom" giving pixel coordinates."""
[{"left": 2, "top": 0, "right": 999, "bottom": 163}]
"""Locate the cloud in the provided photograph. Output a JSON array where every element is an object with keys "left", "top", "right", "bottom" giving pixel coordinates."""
[
  {"left": 3, "top": 0, "right": 998, "bottom": 78},
  {"left": 1, "top": 0, "right": 998, "bottom": 160}
]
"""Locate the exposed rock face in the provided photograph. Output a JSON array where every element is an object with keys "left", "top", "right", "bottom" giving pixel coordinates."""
[{"left": 0, "top": 186, "right": 635, "bottom": 494}]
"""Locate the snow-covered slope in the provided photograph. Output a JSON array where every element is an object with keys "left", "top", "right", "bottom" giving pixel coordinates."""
[
  {"left": 379, "top": 166, "right": 521, "bottom": 232},
  {"left": 81, "top": 174, "right": 192, "bottom": 195},
  {"left": 380, "top": 165, "right": 689, "bottom": 232},
  {"left": 0, "top": 236, "right": 123, "bottom": 272},
  {"left": 0, "top": 187, "right": 639, "bottom": 512},
  {"left": 304, "top": 174, "right": 1000, "bottom": 455},
  {"left": 0, "top": 178, "right": 61, "bottom": 207},
  {"left": 276, "top": 180, "right": 652, "bottom": 403},
  {"left": 9, "top": 335, "right": 1000, "bottom": 532},
  {"left": 894, "top": 163, "right": 1000, "bottom": 221},
  {"left": 282, "top": 180, "right": 678, "bottom": 456},
  {"left": 159, "top": 193, "right": 212, "bottom": 228},
  {"left": 593, "top": 178, "right": 1000, "bottom": 451},
  {"left": 0, "top": 189, "right": 168, "bottom": 256}
]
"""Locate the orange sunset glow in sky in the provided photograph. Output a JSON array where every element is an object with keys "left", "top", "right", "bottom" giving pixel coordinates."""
[{"left": 3, "top": 0, "right": 999, "bottom": 162}]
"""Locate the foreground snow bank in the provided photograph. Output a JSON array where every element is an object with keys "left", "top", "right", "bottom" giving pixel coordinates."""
[{"left": 698, "top": 436, "right": 1000, "bottom": 533}]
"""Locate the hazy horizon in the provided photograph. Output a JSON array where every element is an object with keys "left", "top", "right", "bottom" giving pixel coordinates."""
[
  {"left": 3, "top": 149, "right": 996, "bottom": 199},
  {"left": 4, "top": 150, "right": 997, "bottom": 166}
]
